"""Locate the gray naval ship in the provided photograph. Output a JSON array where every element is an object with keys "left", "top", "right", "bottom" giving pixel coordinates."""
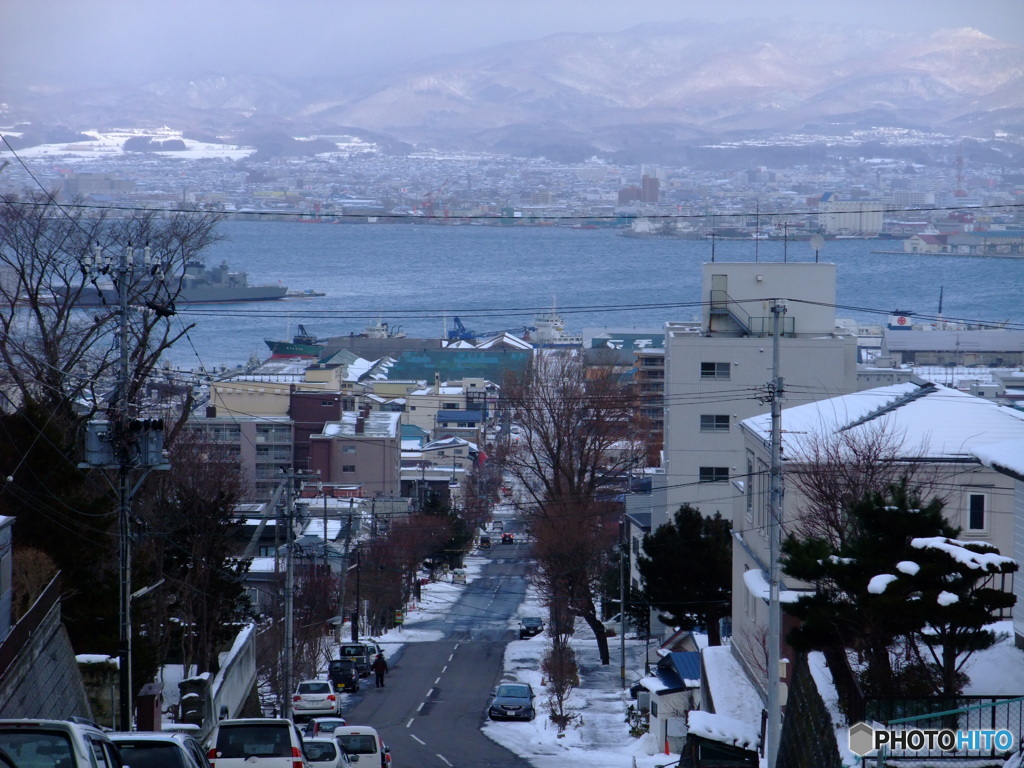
[{"left": 69, "top": 260, "right": 288, "bottom": 305}]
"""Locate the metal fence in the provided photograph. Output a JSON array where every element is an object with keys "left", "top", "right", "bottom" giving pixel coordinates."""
[{"left": 868, "top": 695, "right": 1024, "bottom": 767}]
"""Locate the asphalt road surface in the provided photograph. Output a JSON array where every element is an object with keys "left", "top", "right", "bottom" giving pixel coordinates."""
[{"left": 343, "top": 535, "right": 536, "bottom": 767}]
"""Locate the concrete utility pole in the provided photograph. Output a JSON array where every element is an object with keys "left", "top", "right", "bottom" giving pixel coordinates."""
[
  {"left": 79, "top": 243, "right": 170, "bottom": 732},
  {"left": 619, "top": 517, "right": 627, "bottom": 690},
  {"left": 282, "top": 475, "right": 295, "bottom": 721},
  {"left": 115, "top": 244, "right": 132, "bottom": 733},
  {"left": 766, "top": 302, "right": 787, "bottom": 768}
]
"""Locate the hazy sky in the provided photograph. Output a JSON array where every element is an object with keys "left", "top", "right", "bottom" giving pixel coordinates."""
[{"left": 4, "top": 0, "right": 1022, "bottom": 87}]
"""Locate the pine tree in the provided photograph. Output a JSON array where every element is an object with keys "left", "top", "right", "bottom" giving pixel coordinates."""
[
  {"left": 637, "top": 504, "right": 732, "bottom": 645},
  {"left": 904, "top": 535, "right": 1017, "bottom": 694},
  {"left": 782, "top": 482, "right": 1015, "bottom": 696}
]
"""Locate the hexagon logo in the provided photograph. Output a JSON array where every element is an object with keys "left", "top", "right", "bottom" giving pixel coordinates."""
[{"left": 849, "top": 722, "right": 875, "bottom": 756}]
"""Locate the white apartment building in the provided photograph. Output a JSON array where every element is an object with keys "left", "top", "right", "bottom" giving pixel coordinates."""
[{"left": 659, "top": 262, "right": 858, "bottom": 531}]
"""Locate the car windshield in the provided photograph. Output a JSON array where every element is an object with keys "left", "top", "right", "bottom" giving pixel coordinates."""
[
  {"left": 336, "top": 734, "right": 378, "bottom": 754},
  {"left": 305, "top": 741, "right": 339, "bottom": 762},
  {"left": 215, "top": 724, "right": 291, "bottom": 758},
  {"left": 113, "top": 741, "right": 188, "bottom": 768},
  {"left": 0, "top": 732, "right": 75, "bottom": 768},
  {"left": 298, "top": 681, "right": 332, "bottom": 694},
  {"left": 522, "top": 618, "right": 542, "bottom": 626},
  {"left": 339, "top": 645, "right": 364, "bottom": 657},
  {"left": 497, "top": 684, "right": 531, "bottom": 698},
  {"left": 308, "top": 719, "right": 345, "bottom": 733}
]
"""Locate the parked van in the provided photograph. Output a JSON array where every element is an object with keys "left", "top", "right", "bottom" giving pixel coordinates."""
[
  {"left": 452, "top": 568, "right": 467, "bottom": 584},
  {"left": 207, "top": 718, "right": 308, "bottom": 768},
  {"left": 335, "top": 726, "right": 390, "bottom": 767}
]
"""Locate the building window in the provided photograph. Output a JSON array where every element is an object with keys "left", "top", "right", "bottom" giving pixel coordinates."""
[
  {"left": 745, "top": 456, "right": 754, "bottom": 523},
  {"left": 454, "top": 449, "right": 463, "bottom": 456},
  {"left": 968, "top": 493, "right": 986, "bottom": 531},
  {"left": 342, "top": 465, "right": 356, "bottom": 473},
  {"left": 700, "top": 414, "right": 730, "bottom": 432},
  {"left": 321, "top": 400, "right": 335, "bottom": 407},
  {"left": 699, "top": 466, "right": 729, "bottom": 483},
  {"left": 343, "top": 445, "right": 356, "bottom": 454},
  {"left": 443, "top": 403, "right": 459, "bottom": 409},
  {"left": 700, "top": 362, "right": 731, "bottom": 380}
]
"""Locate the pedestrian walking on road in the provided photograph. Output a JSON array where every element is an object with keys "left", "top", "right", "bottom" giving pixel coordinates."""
[{"left": 371, "top": 653, "right": 388, "bottom": 688}]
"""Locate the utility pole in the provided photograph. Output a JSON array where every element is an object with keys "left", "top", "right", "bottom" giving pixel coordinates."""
[
  {"left": 115, "top": 243, "right": 132, "bottom": 733},
  {"left": 79, "top": 243, "right": 169, "bottom": 732},
  {"left": 619, "top": 517, "right": 627, "bottom": 690},
  {"left": 282, "top": 475, "right": 295, "bottom": 720},
  {"left": 766, "top": 301, "right": 787, "bottom": 768}
]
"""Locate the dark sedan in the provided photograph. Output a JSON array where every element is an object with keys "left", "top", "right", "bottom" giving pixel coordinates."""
[
  {"left": 488, "top": 683, "right": 537, "bottom": 721},
  {"left": 518, "top": 617, "right": 544, "bottom": 639}
]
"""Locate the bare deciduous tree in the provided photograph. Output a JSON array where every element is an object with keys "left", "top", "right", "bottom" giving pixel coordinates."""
[
  {"left": 0, "top": 190, "right": 222, "bottom": 432},
  {"left": 502, "top": 351, "right": 643, "bottom": 665},
  {"left": 135, "top": 431, "right": 250, "bottom": 677},
  {"left": 787, "top": 421, "right": 946, "bottom": 548}
]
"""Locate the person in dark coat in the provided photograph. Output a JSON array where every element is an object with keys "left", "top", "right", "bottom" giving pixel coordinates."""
[{"left": 371, "top": 653, "right": 388, "bottom": 688}]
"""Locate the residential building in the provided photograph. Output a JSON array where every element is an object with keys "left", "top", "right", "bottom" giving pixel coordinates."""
[
  {"left": 309, "top": 411, "right": 402, "bottom": 498},
  {"left": 661, "top": 262, "right": 858, "bottom": 529},
  {"left": 732, "top": 381, "right": 1024, "bottom": 699},
  {"left": 636, "top": 652, "right": 701, "bottom": 753},
  {"left": 187, "top": 415, "right": 293, "bottom": 500},
  {"left": 970, "top": 438, "right": 1024, "bottom": 649}
]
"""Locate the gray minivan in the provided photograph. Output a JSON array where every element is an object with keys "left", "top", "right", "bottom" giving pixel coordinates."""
[{"left": 207, "top": 718, "right": 308, "bottom": 768}]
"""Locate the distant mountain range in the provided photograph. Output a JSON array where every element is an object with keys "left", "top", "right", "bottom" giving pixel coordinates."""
[{"left": 4, "top": 19, "right": 1023, "bottom": 163}]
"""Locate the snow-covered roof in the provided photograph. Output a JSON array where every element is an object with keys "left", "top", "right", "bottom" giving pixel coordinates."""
[
  {"left": 972, "top": 437, "right": 1024, "bottom": 480},
  {"left": 687, "top": 710, "right": 759, "bottom": 751},
  {"left": 321, "top": 411, "right": 401, "bottom": 438},
  {"left": 742, "top": 568, "right": 806, "bottom": 604},
  {"left": 742, "top": 382, "right": 1024, "bottom": 462},
  {"left": 477, "top": 333, "right": 533, "bottom": 350},
  {"left": 701, "top": 646, "right": 764, "bottom": 730}
]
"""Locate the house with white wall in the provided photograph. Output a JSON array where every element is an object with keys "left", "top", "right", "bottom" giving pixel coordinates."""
[{"left": 732, "top": 381, "right": 1024, "bottom": 698}]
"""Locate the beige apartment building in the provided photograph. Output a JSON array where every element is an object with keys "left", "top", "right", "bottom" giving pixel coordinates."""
[{"left": 660, "top": 262, "right": 859, "bottom": 530}]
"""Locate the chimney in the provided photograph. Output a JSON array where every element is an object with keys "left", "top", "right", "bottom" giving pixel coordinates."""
[
  {"left": 434, "top": 371, "right": 441, "bottom": 389},
  {"left": 355, "top": 417, "right": 365, "bottom": 434}
]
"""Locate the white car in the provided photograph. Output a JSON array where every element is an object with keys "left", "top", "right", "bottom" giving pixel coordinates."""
[
  {"left": 303, "top": 736, "right": 356, "bottom": 767},
  {"left": 0, "top": 720, "right": 124, "bottom": 768},
  {"left": 335, "top": 725, "right": 391, "bottom": 768},
  {"left": 293, "top": 679, "right": 342, "bottom": 719}
]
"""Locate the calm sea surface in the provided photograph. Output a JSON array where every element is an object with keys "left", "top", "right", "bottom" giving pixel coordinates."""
[{"left": 164, "top": 220, "right": 1024, "bottom": 370}]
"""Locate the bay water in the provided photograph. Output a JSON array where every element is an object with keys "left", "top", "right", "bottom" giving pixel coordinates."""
[{"left": 164, "top": 220, "right": 1024, "bottom": 370}]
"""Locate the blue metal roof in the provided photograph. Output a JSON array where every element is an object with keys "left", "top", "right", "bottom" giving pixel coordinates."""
[{"left": 654, "top": 651, "right": 702, "bottom": 693}]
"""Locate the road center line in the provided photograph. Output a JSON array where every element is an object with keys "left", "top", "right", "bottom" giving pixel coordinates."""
[
  {"left": 447, "top": 654, "right": 454, "bottom": 662},
  {"left": 434, "top": 676, "right": 441, "bottom": 685},
  {"left": 405, "top": 718, "right": 414, "bottom": 729},
  {"left": 441, "top": 665, "right": 447, "bottom": 673},
  {"left": 427, "top": 687, "right": 435, "bottom": 697},
  {"left": 411, "top": 734, "right": 426, "bottom": 746},
  {"left": 416, "top": 702, "right": 424, "bottom": 712},
  {"left": 437, "top": 754, "right": 453, "bottom": 767}
]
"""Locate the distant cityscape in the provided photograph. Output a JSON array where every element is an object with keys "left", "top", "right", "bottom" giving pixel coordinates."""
[{"left": 3, "top": 127, "right": 1022, "bottom": 249}]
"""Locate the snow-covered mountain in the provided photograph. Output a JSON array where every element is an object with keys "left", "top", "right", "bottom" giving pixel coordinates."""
[{"left": 4, "top": 19, "right": 1022, "bottom": 161}]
